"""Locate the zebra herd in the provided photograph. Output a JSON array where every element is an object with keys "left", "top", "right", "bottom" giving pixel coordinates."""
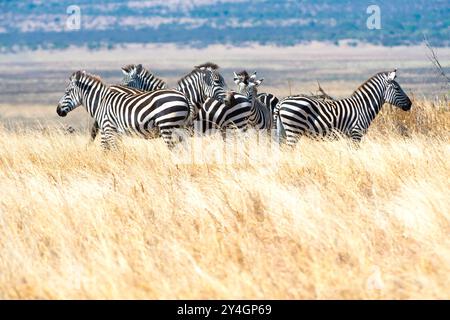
[{"left": 56, "top": 62, "right": 412, "bottom": 149}]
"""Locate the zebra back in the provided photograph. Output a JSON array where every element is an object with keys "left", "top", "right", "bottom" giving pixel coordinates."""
[{"left": 109, "top": 85, "right": 144, "bottom": 95}]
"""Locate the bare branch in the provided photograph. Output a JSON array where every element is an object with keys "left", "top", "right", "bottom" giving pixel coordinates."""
[
  {"left": 423, "top": 34, "right": 450, "bottom": 87},
  {"left": 316, "top": 81, "right": 335, "bottom": 100},
  {"left": 307, "top": 81, "right": 335, "bottom": 100}
]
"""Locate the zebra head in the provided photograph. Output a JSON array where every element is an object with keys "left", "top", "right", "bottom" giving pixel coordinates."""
[
  {"left": 203, "top": 68, "right": 227, "bottom": 101},
  {"left": 57, "top": 71, "right": 84, "bottom": 117},
  {"left": 233, "top": 70, "right": 250, "bottom": 93},
  {"left": 195, "top": 62, "right": 227, "bottom": 101},
  {"left": 120, "top": 64, "right": 166, "bottom": 91},
  {"left": 233, "top": 70, "right": 264, "bottom": 97},
  {"left": 247, "top": 74, "right": 264, "bottom": 98},
  {"left": 236, "top": 71, "right": 264, "bottom": 100},
  {"left": 121, "top": 64, "right": 143, "bottom": 89},
  {"left": 384, "top": 70, "right": 412, "bottom": 111}
]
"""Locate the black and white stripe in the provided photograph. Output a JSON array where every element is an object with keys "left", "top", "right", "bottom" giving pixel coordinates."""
[
  {"left": 276, "top": 70, "right": 412, "bottom": 145},
  {"left": 234, "top": 71, "right": 272, "bottom": 130},
  {"left": 121, "top": 64, "right": 167, "bottom": 91},
  {"left": 195, "top": 92, "right": 252, "bottom": 135},
  {"left": 119, "top": 63, "right": 248, "bottom": 136},
  {"left": 56, "top": 71, "right": 190, "bottom": 149},
  {"left": 257, "top": 92, "right": 279, "bottom": 116},
  {"left": 89, "top": 85, "right": 144, "bottom": 141},
  {"left": 176, "top": 62, "right": 227, "bottom": 122},
  {"left": 89, "top": 65, "right": 167, "bottom": 141}
]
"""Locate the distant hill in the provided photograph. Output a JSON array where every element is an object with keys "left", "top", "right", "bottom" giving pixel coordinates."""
[{"left": 0, "top": 0, "right": 448, "bottom": 51}]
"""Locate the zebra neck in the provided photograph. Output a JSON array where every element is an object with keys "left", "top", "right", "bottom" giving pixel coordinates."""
[
  {"left": 177, "top": 76, "right": 205, "bottom": 106},
  {"left": 142, "top": 74, "right": 157, "bottom": 91},
  {"left": 249, "top": 89, "right": 270, "bottom": 122},
  {"left": 82, "top": 82, "right": 108, "bottom": 118},
  {"left": 346, "top": 79, "right": 386, "bottom": 125}
]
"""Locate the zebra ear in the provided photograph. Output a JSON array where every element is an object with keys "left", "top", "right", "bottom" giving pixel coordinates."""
[
  {"left": 250, "top": 72, "right": 257, "bottom": 80},
  {"left": 121, "top": 68, "right": 128, "bottom": 75},
  {"left": 136, "top": 64, "right": 143, "bottom": 73},
  {"left": 72, "top": 70, "right": 83, "bottom": 83},
  {"left": 388, "top": 70, "right": 397, "bottom": 81}
]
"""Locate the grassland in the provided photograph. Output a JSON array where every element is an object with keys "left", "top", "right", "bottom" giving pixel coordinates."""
[
  {"left": 1, "top": 43, "right": 449, "bottom": 106},
  {"left": 0, "top": 97, "right": 448, "bottom": 299}
]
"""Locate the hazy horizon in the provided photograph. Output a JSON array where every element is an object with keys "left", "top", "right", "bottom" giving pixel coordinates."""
[{"left": 1, "top": 0, "right": 449, "bottom": 52}]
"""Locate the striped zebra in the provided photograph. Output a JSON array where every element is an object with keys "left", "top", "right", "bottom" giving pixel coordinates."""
[
  {"left": 276, "top": 70, "right": 412, "bottom": 145},
  {"left": 176, "top": 62, "right": 227, "bottom": 123},
  {"left": 233, "top": 70, "right": 279, "bottom": 115},
  {"left": 89, "top": 85, "right": 142, "bottom": 141},
  {"left": 258, "top": 93, "right": 279, "bottom": 117},
  {"left": 121, "top": 64, "right": 167, "bottom": 91},
  {"left": 196, "top": 92, "right": 252, "bottom": 135},
  {"left": 89, "top": 65, "right": 166, "bottom": 141},
  {"left": 233, "top": 70, "right": 272, "bottom": 130},
  {"left": 272, "top": 82, "right": 335, "bottom": 135},
  {"left": 57, "top": 71, "right": 190, "bottom": 149},
  {"left": 119, "top": 62, "right": 250, "bottom": 136}
]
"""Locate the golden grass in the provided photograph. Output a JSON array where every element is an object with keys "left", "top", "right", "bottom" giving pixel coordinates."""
[{"left": 0, "top": 99, "right": 449, "bottom": 299}]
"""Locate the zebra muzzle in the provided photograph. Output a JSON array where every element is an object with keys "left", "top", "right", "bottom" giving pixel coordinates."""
[{"left": 56, "top": 105, "right": 68, "bottom": 117}]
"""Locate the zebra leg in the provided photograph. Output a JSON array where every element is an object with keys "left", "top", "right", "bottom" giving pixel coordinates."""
[
  {"left": 276, "top": 116, "right": 286, "bottom": 145},
  {"left": 348, "top": 129, "right": 363, "bottom": 149},
  {"left": 350, "top": 129, "right": 363, "bottom": 143},
  {"left": 90, "top": 121, "right": 99, "bottom": 142},
  {"left": 285, "top": 130, "right": 301, "bottom": 147},
  {"left": 100, "top": 126, "right": 118, "bottom": 150},
  {"left": 159, "top": 126, "right": 180, "bottom": 149},
  {"left": 184, "top": 102, "right": 196, "bottom": 127}
]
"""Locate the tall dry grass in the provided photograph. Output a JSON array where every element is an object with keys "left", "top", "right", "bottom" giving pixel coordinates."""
[{"left": 0, "top": 99, "right": 449, "bottom": 299}]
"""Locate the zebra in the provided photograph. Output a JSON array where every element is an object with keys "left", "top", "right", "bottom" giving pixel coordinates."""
[
  {"left": 233, "top": 70, "right": 279, "bottom": 115},
  {"left": 233, "top": 70, "right": 272, "bottom": 130},
  {"left": 195, "top": 91, "right": 252, "bottom": 135},
  {"left": 272, "top": 81, "right": 335, "bottom": 136},
  {"left": 258, "top": 92, "right": 279, "bottom": 117},
  {"left": 119, "top": 62, "right": 249, "bottom": 136},
  {"left": 89, "top": 85, "right": 143, "bottom": 141},
  {"left": 56, "top": 70, "right": 190, "bottom": 149},
  {"left": 276, "top": 69, "right": 412, "bottom": 145},
  {"left": 176, "top": 62, "right": 228, "bottom": 123},
  {"left": 89, "top": 64, "right": 167, "bottom": 141},
  {"left": 120, "top": 64, "right": 167, "bottom": 91},
  {"left": 196, "top": 71, "right": 273, "bottom": 136}
]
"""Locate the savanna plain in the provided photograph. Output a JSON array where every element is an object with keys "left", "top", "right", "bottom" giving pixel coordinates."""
[{"left": 0, "top": 44, "right": 449, "bottom": 299}]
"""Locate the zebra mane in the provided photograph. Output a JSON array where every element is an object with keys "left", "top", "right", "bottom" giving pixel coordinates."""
[
  {"left": 236, "top": 70, "right": 249, "bottom": 77},
  {"left": 124, "top": 64, "right": 159, "bottom": 79},
  {"left": 236, "top": 70, "right": 250, "bottom": 84},
  {"left": 195, "top": 62, "right": 220, "bottom": 70},
  {"left": 177, "top": 63, "right": 219, "bottom": 85},
  {"left": 352, "top": 71, "right": 390, "bottom": 95},
  {"left": 122, "top": 64, "right": 138, "bottom": 73},
  {"left": 71, "top": 70, "right": 104, "bottom": 85}
]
